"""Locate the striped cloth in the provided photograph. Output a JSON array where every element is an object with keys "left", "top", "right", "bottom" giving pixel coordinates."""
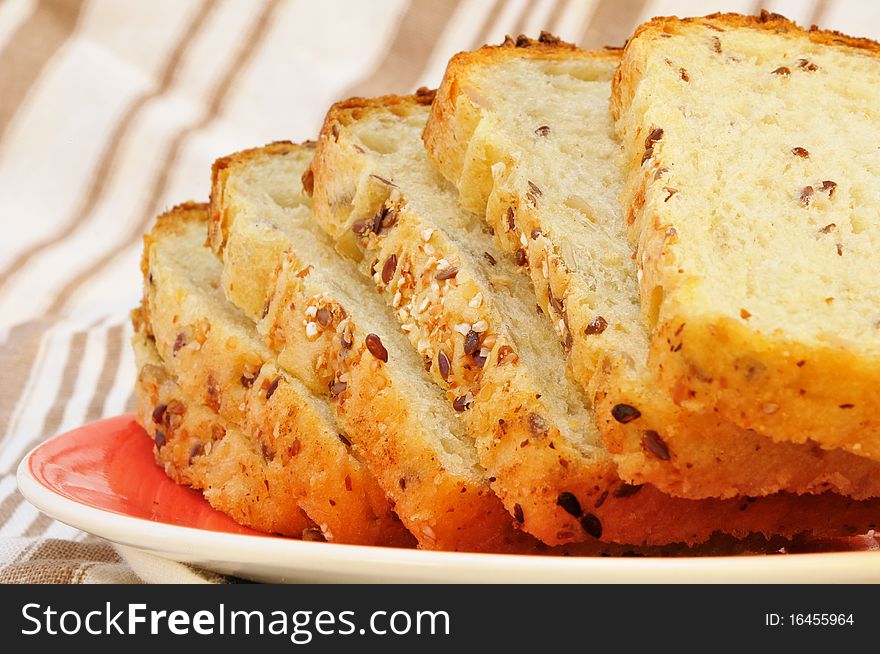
[{"left": 1, "top": 0, "right": 878, "bottom": 584}]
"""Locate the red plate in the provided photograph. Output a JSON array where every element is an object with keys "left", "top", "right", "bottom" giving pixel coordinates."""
[
  {"left": 28, "top": 414, "right": 267, "bottom": 536},
  {"left": 16, "top": 414, "right": 880, "bottom": 583}
]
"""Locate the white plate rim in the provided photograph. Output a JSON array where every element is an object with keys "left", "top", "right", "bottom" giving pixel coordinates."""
[{"left": 16, "top": 439, "right": 880, "bottom": 584}]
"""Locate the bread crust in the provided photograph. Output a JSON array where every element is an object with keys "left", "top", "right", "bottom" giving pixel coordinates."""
[
  {"left": 611, "top": 12, "right": 880, "bottom": 460},
  {"left": 424, "top": 34, "right": 880, "bottom": 497},
  {"left": 136, "top": 329, "right": 829, "bottom": 556},
  {"left": 133, "top": 327, "right": 314, "bottom": 537},
  {"left": 141, "top": 204, "right": 413, "bottom": 547},
  {"left": 308, "top": 92, "right": 880, "bottom": 545},
  {"left": 209, "top": 146, "right": 540, "bottom": 552}
]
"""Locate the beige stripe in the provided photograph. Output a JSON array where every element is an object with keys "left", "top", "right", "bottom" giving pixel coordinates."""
[
  {"left": 124, "top": 389, "right": 136, "bottom": 413},
  {"left": 22, "top": 510, "right": 53, "bottom": 538},
  {"left": 0, "top": 0, "right": 217, "bottom": 294},
  {"left": 0, "top": 326, "right": 92, "bottom": 477},
  {"left": 0, "top": 489, "right": 25, "bottom": 527},
  {"left": 808, "top": 0, "right": 829, "bottom": 26},
  {"left": 35, "top": 328, "right": 90, "bottom": 440},
  {"left": 0, "top": 0, "right": 85, "bottom": 144},
  {"left": 7, "top": 535, "right": 39, "bottom": 565},
  {"left": 545, "top": 0, "right": 570, "bottom": 34},
  {"left": 84, "top": 323, "right": 125, "bottom": 423},
  {"left": 510, "top": 0, "right": 540, "bottom": 36},
  {"left": 344, "top": 0, "right": 464, "bottom": 98},
  {"left": 468, "top": 0, "right": 507, "bottom": 49},
  {"left": 580, "top": 0, "right": 650, "bottom": 48},
  {"left": 0, "top": 321, "right": 45, "bottom": 439},
  {"left": 45, "top": 0, "right": 282, "bottom": 317}
]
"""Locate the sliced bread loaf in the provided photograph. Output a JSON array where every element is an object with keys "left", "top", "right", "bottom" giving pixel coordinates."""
[
  {"left": 140, "top": 203, "right": 413, "bottom": 547},
  {"left": 611, "top": 13, "right": 880, "bottom": 459},
  {"left": 423, "top": 35, "right": 880, "bottom": 499},
  {"left": 132, "top": 323, "right": 314, "bottom": 537},
  {"left": 306, "top": 91, "right": 880, "bottom": 545},
  {"left": 207, "top": 147, "right": 535, "bottom": 553}
]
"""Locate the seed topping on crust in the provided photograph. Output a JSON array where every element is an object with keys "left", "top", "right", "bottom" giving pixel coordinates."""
[
  {"left": 580, "top": 513, "right": 602, "bottom": 539},
  {"left": 556, "top": 492, "right": 582, "bottom": 517},
  {"left": 642, "top": 430, "right": 671, "bottom": 461},
  {"left": 585, "top": 316, "right": 608, "bottom": 335},
  {"left": 365, "top": 334, "right": 388, "bottom": 362},
  {"left": 611, "top": 403, "right": 641, "bottom": 423}
]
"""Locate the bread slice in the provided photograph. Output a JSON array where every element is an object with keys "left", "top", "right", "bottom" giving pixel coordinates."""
[
  {"left": 423, "top": 35, "right": 880, "bottom": 500},
  {"left": 611, "top": 13, "right": 880, "bottom": 459},
  {"left": 207, "top": 151, "right": 542, "bottom": 553},
  {"left": 306, "top": 91, "right": 880, "bottom": 545},
  {"left": 135, "top": 304, "right": 814, "bottom": 555},
  {"left": 139, "top": 203, "right": 413, "bottom": 547},
  {"left": 132, "top": 323, "right": 315, "bottom": 537}
]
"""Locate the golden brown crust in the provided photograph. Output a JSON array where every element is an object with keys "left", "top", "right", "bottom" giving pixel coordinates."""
[
  {"left": 208, "top": 141, "right": 314, "bottom": 253},
  {"left": 424, "top": 32, "right": 880, "bottom": 498},
  {"left": 631, "top": 11, "right": 880, "bottom": 57},
  {"left": 611, "top": 13, "right": 880, "bottom": 460},
  {"left": 209, "top": 145, "right": 537, "bottom": 552},
  {"left": 612, "top": 11, "right": 880, "bottom": 121},
  {"left": 132, "top": 329, "right": 314, "bottom": 538},
  {"left": 310, "top": 90, "right": 880, "bottom": 545},
  {"left": 141, "top": 205, "right": 414, "bottom": 547},
  {"left": 261, "top": 251, "right": 530, "bottom": 552}
]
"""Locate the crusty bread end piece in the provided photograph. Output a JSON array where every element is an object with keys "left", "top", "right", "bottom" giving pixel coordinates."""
[
  {"left": 611, "top": 12, "right": 880, "bottom": 459},
  {"left": 139, "top": 203, "right": 413, "bottom": 547},
  {"left": 132, "top": 324, "right": 315, "bottom": 538}
]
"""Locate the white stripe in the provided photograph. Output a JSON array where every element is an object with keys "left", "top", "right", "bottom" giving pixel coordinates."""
[
  {"left": 0, "top": 308, "right": 110, "bottom": 471},
  {"left": 520, "top": 0, "right": 563, "bottom": 37},
  {"left": 55, "top": 315, "right": 115, "bottom": 435},
  {"left": 0, "top": 495, "right": 37, "bottom": 538},
  {"left": 478, "top": 0, "right": 531, "bottom": 45},
  {"left": 418, "top": 0, "right": 528, "bottom": 90},
  {"left": 0, "top": 0, "right": 204, "bottom": 276},
  {"left": 0, "top": 1, "right": 264, "bottom": 324},
  {"left": 216, "top": 0, "right": 411, "bottom": 143},
  {"left": 824, "top": 0, "right": 880, "bottom": 39},
  {"left": 55, "top": 0, "right": 415, "bottom": 318},
  {"left": 552, "top": 0, "right": 599, "bottom": 42},
  {"left": 0, "top": 0, "right": 37, "bottom": 52},
  {"left": 0, "top": 474, "right": 18, "bottom": 506},
  {"left": 101, "top": 322, "right": 137, "bottom": 418},
  {"left": 42, "top": 520, "right": 84, "bottom": 541}
]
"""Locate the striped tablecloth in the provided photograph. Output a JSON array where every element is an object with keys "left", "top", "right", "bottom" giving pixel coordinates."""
[{"left": 1, "top": 0, "right": 878, "bottom": 583}]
